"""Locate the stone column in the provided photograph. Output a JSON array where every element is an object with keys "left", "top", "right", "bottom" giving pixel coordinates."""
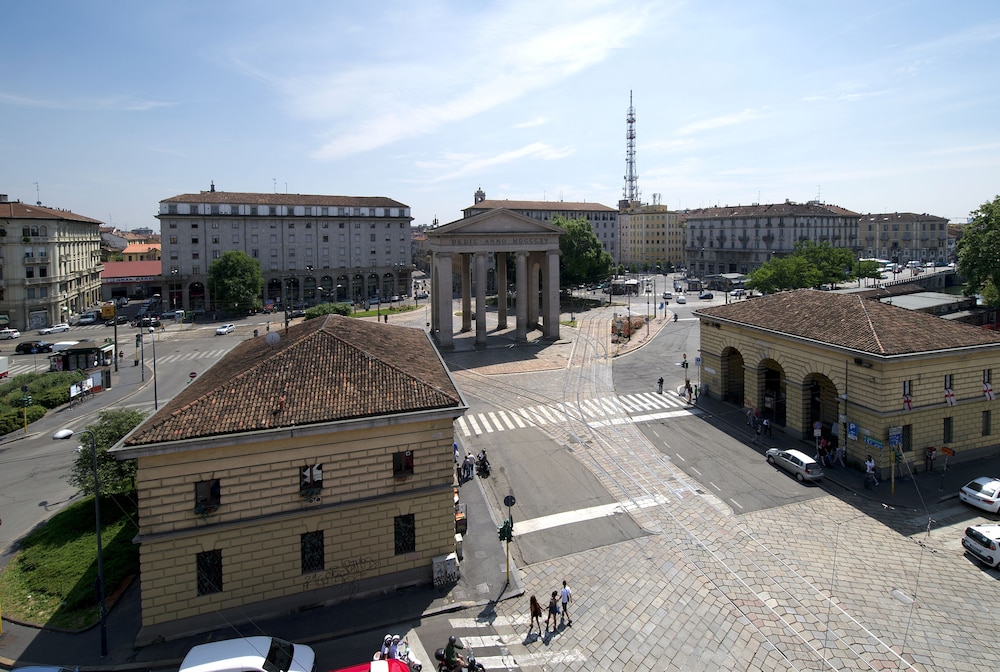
[
  {"left": 461, "top": 253, "right": 472, "bottom": 333},
  {"left": 544, "top": 249, "right": 561, "bottom": 340},
  {"left": 429, "top": 254, "right": 439, "bottom": 335},
  {"left": 527, "top": 253, "right": 540, "bottom": 329},
  {"left": 515, "top": 251, "right": 528, "bottom": 341},
  {"left": 475, "top": 252, "right": 488, "bottom": 346},
  {"left": 496, "top": 252, "right": 508, "bottom": 330},
  {"left": 434, "top": 252, "right": 454, "bottom": 348}
]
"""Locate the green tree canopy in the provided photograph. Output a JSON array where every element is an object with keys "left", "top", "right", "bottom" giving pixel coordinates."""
[
  {"left": 746, "top": 255, "right": 823, "bottom": 294},
  {"left": 794, "top": 241, "right": 856, "bottom": 287},
  {"left": 555, "top": 216, "right": 614, "bottom": 286},
  {"left": 68, "top": 408, "right": 147, "bottom": 496},
  {"left": 854, "top": 259, "right": 884, "bottom": 283},
  {"left": 957, "top": 195, "right": 1000, "bottom": 307},
  {"left": 208, "top": 251, "right": 264, "bottom": 313}
]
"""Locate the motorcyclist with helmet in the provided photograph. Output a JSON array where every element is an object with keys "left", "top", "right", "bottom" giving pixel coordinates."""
[{"left": 443, "top": 635, "right": 466, "bottom": 671}]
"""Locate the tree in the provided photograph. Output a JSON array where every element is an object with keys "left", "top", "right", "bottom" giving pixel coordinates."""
[
  {"left": 746, "top": 256, "right": 822, "bottom": 294},
  {"left": 794, "top": 241, "right": 856, "bottom": 288},
  {"left": 68, "top": 408, "right": 147, "bottom": 496},
  {"left": 853, "top": 259, "right": 884, "bottom": 284},
  {"left": 957, "top": 195, "right": 1000, "bottom": 307},
  {"left": 555, "top": 216, "right": 614, "bottom": 286},
  {"left": 208, "top": 251, "right": 264, "bottom": 314}
]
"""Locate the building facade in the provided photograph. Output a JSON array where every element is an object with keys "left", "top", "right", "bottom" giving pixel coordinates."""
[
  {"left": 859, "top": 211, "right": 950, "bottom": 266},
  {"left": 0, "top": 194, "right": 103, "bottom": 330},
  {"left": 696, "top": 290, "right": 1000, "bottom": 477},
  {"left": 682, "top": 200, "right": 861, "bottom": 278},
  {"left": 122, "top": 242, "right": 161, "bottom": 262},
  {"left": 464, "top": 188, "right": 618, "bottom": 264},
  {"left": 157, "top": 185, "right": 413, "bottom": 311},
  {"left": 617, "top": 197, "right": 682, "bottom": 271},
  {"left": 114, "top": 315, "right": 467, "bottom": 643}
]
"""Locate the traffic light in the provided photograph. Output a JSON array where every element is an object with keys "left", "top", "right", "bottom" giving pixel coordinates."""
[
  {"left": 135, "top": 334, "right": 142, "bottom": 347},
  {"left": 497, "top": 518, "right": 513, "bottom": 542},
  {"left": 682, "top": 354, "right": 689, "bottom": 369},
  {"left": 22, "top": 396, "right": 32, "bottom": 407}
]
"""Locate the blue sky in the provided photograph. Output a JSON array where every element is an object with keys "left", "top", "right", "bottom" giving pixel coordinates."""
[{"left": 3, "top": 1, "right": 999, "bottom": 230}]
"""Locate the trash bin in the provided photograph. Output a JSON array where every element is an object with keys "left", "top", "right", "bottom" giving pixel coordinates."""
[{"left": 455, "top": 503, "right": 468, "bottom": 536}]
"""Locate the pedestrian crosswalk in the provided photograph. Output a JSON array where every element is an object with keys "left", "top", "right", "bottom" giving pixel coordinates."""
[
  {"left": 4, "top": 347, "right": 231, "bottom": 376},
  {"left": 443, "top": 614, "right": 588, "bottom": 669},
  {"left": 455, "top": 391, "right": 700, "bottom": 437}
]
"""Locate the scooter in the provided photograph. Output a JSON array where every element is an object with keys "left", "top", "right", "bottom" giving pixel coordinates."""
[
  {"left": 475, "top": 450, "right": 491, "bottom": 479},
  {"left": 434, "top": 646, "right": 484, "bottom": 671}
]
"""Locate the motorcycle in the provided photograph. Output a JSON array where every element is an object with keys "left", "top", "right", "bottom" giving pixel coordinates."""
[
  {"left": 434, "top": 646, "right": 484, "bottom": 672},
  {"left": 373, "top": 635, "right": 422, "bottom": 671},
  {"left": 475, "top": 450, "right": 491, "bottom": 479}
]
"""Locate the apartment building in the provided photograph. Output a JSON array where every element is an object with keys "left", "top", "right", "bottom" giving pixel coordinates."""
[
  {"left": 157, "top": 185, "right": 413, "bottom": 311},
  {"left": 618, "top": 197, "right": 682, "bottom": 271},
  {"left": 682, "top": 200, "right": 861, "bottom": 277},
  {"left": 0, "top": 194, "right": 103, "bottom": 330},
  {"left": 859, "top": 212, "right": 950, "bottom": 265}
]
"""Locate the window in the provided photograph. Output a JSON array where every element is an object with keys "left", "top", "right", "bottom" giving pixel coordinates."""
[
  {"left": 170, "top": 251, "right": 179, "bottom": 260},
  {"left": 393, "top": 451, "right": 414, "bottom": 476},
  {"left": 300, "top": 464, "right": 323, "bottom": 492},
  {"left": 394, "top": 513, "right": 416, "bottom": 555},
  {"left": 195, "top": 478, "right": 221, "bottom": 512},
  {"left": 985, "top": 411, "right": 993, "bottom": 437},
  {"left": 301, "top": 531, "right": 324, "bottom": 573},
  {"left": 25, "top": 267, "right": 33, "bottom": 279},
  {"left": 211, "top": 236, "right": 220, "bottom": 244},
  {"left": 943, "top": 417, "right": 953, "bottom": 443},
  {"left": 196, "top": 550, "right": 223, "bottom": 595},
  {"left": 212, "top": 250, "right": 220, "bottom": 259},
  {"left": 944, "top": 374, "right": 953, "bottom": 389},
  {"left": 192, "top": 251, "right": 200, "bottom": 259},
  {"left": 252, "top": 249, "right": 259, "bottom": 258},
  {"left": 232, "top": 235, "right": 239, "bottom": 244},
  {"left": 193, "top": 265, "right": 200, "bottom": 274},
  {"left": 251, "top": 235, "right": 258, "bottom": 244},
  {"left": 191, "top": 237, "right": 199, "bottom": 244},
  {"left": 986, "top": 370, "right": 993, "bottom": 385},
  {"left": 169, "top": 236, "right": 178, "bottom": 244}
]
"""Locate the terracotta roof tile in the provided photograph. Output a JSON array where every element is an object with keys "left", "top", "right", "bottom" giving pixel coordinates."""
[
  {"left": 0, "top": 201, "right": 103, "bottom": 224},
  {"left": 125, "top": 315, "right": 463, "bottom": 446},
  {"left": 695, "top": 289, "right": 1000, "bottom": 356},
  {"left": 465, "top": 199, "right": 616, "bottom": 212},
  {"left": 161, "top": 192, "right": 409, "bottom": 209}
]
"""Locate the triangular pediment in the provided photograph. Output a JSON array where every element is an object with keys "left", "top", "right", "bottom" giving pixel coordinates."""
[{"left": 429, "top": 208, "right": 565, "bottom": 237}]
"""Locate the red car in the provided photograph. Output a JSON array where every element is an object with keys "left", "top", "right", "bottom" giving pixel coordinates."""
[{"left": 329, "top": 661, "right": 410, "bottom": 672}]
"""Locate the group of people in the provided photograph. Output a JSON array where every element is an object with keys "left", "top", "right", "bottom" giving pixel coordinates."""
[
  {"left": 377, "top": 633, "right": 421, "bottom": 669},
  {"left": 816, "top": 437, "right": 846, "bottom": 469},
  {"left": 527, "top": 580, "right": 573, "bottom": 635},
  {"left": 746, "top": 408, "right": 772, "bottom": 443}
]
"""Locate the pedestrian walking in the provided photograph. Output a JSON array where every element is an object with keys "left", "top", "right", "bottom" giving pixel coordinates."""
[
  {"left": 463, "top": 452, "right": 475, "bottom": 482},
  {"left": 762, "top": 417, "right": 771, "bottom": 437},
  {"left": 545, "top": 591, "right": 559, "bottom": 631},
  {"left": 657, "top": 377, "right": 664, "bottom": 394},
  {"left": 528, "top": 595, "right": 543, "bottom": 634},
  {"left": 865, "top": 454, "right": 879, "bottom": 487},
  {"left": 751, "top": 421, "right": 762, "bottom": 444},
  {"left": 559, "top": 580, "right": 573, "bottom": 626}
]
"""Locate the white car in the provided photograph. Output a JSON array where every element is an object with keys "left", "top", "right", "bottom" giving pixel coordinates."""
[
  {"left": 765, "top": 448, "right": 824, "bottom": 482},
  {"left": 963, "top": 524, "right": 1000, "bottom": 568},
  {"left": 0, "top": 328, "right": 21, "bottom": 339},
  {"left": 38, "top": 323, "right": 70, "bottom": 335},
  {"left": 675, "top": 295, "right": 687, "bottom": 304},
  {"left": 179, "top": 636, "right": 316, "bottom": 672},
  {"left": 215, "top": 324, "right": 236, "bottom": 335},
  {"left": 959, "top": 477, "right": 1000, "bottom": 513}
]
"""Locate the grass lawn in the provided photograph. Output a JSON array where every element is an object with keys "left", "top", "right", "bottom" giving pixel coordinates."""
[{"left": 0, "top": 494, "right": 139, "bottom": 630}]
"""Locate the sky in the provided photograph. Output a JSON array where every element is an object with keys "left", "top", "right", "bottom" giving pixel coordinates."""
[{"left": 3, "top": 0, "right": 1000, "bottom": 231}]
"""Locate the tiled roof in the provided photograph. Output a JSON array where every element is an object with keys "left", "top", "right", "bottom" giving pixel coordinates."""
[
  {"left": 679, "top": 201, "right": 859, "bottom": 219},
  {"left": 0, "top": 201, "right": 103, "bottom": 224},
  {"left": 101, "top": 260, "right": 162, "bottom": 279},
  {"left": 695, "top": 289, "right": 1000, "bottom": 357},
  {"left": 465, "top": 199, "right": 616, "bottom": 213},
  {"left": 161, "top": 191, "right": 409, "bottom": 209},
  {"left": 123, "top": 243, "right": 160, "bottom": 253},
  {"left": 124, "top": 315, "right": 464, "bottom": 446}
]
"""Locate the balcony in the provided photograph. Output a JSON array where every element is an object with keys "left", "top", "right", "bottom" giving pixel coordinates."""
[{"left": 23, "top": 254, "right": 49, "bottom": 265}]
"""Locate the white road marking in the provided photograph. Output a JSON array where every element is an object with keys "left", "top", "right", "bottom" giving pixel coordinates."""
[{"left": 513, "top": 494, "right": 669, "bottom": 535}]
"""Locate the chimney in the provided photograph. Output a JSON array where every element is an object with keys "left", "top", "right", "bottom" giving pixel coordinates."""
[{"left": 0, "top": 194, "right": 7, "bottom": 203}]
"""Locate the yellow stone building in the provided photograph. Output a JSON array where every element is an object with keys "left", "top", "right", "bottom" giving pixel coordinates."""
[
  {"left": 695, "top": 290, "right": 1000, "bottom": 475},
  {"left": 114, "top": 315, "right": 467, "bottom": 643}
]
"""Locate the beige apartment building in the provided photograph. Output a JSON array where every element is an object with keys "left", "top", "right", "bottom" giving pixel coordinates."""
[
  {"left": 696, "top": 290, "right": 1000, "bottom": 476},
  {"left": 617, "top": 197, "right": 682, "bottom": 271},
  {"left": 0, "top": 194, "right": 104, "bottom": 330},
  {"left": 859, "top": 211, "right": 950, "bottom": 266},
  {"left": 114, "top": 315, "right": 467, "bottom": 643},
  {"left": 157, "top": 184, "right": 413, "bottom": 312}
]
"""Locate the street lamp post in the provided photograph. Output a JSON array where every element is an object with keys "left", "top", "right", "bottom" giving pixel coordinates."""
[{"left": 52, "top": 428, "right": 108, "bottom": 658}]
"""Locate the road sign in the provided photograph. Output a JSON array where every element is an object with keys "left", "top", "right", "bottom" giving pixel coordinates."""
[
  {"left": 503, "top": 495, "right": 516, "bottom": 507},
  {"left": 189, "top": 372, "right": 197, "bottom": 380},
  {"left": 940, "top": 446, "right": 954, "bottom": 457}
]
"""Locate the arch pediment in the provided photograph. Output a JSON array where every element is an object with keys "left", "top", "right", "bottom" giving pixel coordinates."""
[{"left": 427, "top": 209, "right": 563, "bottom": 252}]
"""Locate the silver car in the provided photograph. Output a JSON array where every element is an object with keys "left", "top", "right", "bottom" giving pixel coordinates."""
[{"left": 765, "top": 448, "right": 823, "bottom": 482}]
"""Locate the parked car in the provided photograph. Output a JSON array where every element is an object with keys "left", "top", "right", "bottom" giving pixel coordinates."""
[
  {"left": 38, "top": 323, "right": 70, "bottom": 335},
  {"left": 414, "top": 291, "right": 429, "bottom": 299},
  {"left": 963, "top": 524, "right": 1000, "bottom": 568},
  {"left": 959, "top": 476, "right": 1000, "bottom": 513},
  {"left": 731, "top": 288, "right": 746, "bottom": 297},
  {"left": 0, "top": 328, "right": 21, "bottom": 339},
  {"left": 179, "top": 636, "right": 316, "bottom": 672},
  {"left": 216, "top": 324, "right": 236, "bottom": 335},
  {"left": 675, "top": 295, "right": 687, "bottom": 304},
  {"left": 765, "top": 448, "right": 823, "bottom": 482},
  {"left": 662, "top": 292, "right": 673, "bottom": 300},
  {"left": 698, "top": 291, "right": 714, "bottom": 300},
  {"left": 77, "top": 313, "right": 99, "bottom": 325},
  {"left": 15, "top": 340, "right": 52, "bottom": 354},
  {"left": 131, "top": 317, "right": 161, "bottom": 328},
  {"left": 105, "top": 315, "right": 129, "bottom": 326}
]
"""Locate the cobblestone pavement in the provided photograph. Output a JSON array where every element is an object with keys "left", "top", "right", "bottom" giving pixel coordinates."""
[{"left": 411, "top": 302, "right": 998, "bottom": 671}]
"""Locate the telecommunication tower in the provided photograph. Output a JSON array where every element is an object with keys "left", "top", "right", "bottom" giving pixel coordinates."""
[{"left": 622, "top": 90, "right": 639, "bottom": 207}]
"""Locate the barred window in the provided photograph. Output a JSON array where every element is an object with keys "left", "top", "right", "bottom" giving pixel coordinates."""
[
  {"left": 394, "top": 514, "right": 416, "bottom": 555},
  {"left": 393, "top": 451, "right": 414, "bottom": 477},
  {"left": 301, "top": 531, "right": 324, "bottom": 573},
  {"left": 196, "top": 550, "right": 222, "bottom": 595}
]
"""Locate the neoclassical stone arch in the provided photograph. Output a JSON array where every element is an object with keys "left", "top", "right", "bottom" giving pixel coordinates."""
[{"left": 426, "top": 209, "right": 563, "bottom": 348}]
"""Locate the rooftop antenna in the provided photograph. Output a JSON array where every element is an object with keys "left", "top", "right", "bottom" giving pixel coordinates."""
[
  {"left": 623, "top": 91, "right": 639, "bottom": 204},
  {"left": 273, "top": 178, "right": 277, "bottom": 193},
  {"left": 34, "top": 181, "right": 41, "bottom": 206},
  {"left": 816, "top": 185, "right": 822, "bottom": 203}
]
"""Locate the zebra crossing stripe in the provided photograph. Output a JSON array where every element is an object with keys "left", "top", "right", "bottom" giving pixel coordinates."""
[
  {"left": 498, "top": 412, "right": 516, "bottom": 430},
  {"left": 467, "top": 415, "right": 484, "bottom": 435},
  {"left": 456, "top": 417, "right": 471, "bottom": 436}
]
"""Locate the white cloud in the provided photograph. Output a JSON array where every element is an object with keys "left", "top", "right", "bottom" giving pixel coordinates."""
[
  {"left": 675, "top": 108, "right": 766, "bottom": 136},
  {"left": 513, "top": 117, "right": 547, "bottom": 129},
  {"left": 411, "top": 142, "right": 574, "bottom": 184}
]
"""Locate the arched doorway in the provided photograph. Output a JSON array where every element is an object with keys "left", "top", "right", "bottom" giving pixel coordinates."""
[
  {"left": 719, "top": 347, "right": 745, "bottom": 404},
  {"left": 759, "top": 359, "right": 786, "bottom": 426},
  {"left": 804, "top": 373, "right": 840, "bottom": 446}
]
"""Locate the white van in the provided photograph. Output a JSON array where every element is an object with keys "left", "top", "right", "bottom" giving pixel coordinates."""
[
  {"left": 906, "top": 260, "right": 921, "bottom": 269},
  {"left": 179, "top": 637, "right": 316, "bottom": 672},
  {"left": 51, "top": 341, "right": 80, "bottom": 352}
]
